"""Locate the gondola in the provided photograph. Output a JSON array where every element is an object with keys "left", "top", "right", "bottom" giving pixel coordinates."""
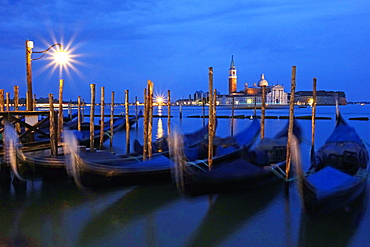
[
  {"left": 3, "top": 114, "right": 139, "bottom": 180},
  {"left": 66, "top": 118, "right": 261, "bottom": 188},
  {"left": 297, "top": 112, "right": 369, "bottom": 215},
  {"left": 68, "top": 149, "right": 174, "bottom": 188},
  {"left": 174, "top": 119, "right": 302, "bottom": 196}
]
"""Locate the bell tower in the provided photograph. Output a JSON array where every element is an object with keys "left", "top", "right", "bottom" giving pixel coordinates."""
[{"left": 228, "top": 55, "right": 237, "bottom": 94}]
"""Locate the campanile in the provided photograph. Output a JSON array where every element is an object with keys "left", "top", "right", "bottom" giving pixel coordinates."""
[{"left": 228, "top": 55, "right": 237, "bottom": 94}]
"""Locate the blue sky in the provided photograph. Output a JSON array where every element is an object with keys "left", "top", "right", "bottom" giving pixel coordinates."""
[{"left": 0, "top": 0, "right": 369, "bottom": 102}]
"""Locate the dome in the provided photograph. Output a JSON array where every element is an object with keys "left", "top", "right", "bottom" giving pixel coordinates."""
[{"left": 258, "top": 74, "right": 268, "bottom": 87}]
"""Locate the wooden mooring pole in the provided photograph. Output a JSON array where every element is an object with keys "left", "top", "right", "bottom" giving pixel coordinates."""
[
  {"left": 0, "top": 89, "right": 4, "bottom": 112},
  {"left": 167, "top": 90, "right": 171, "bottom": 136},
  {"left": 6, "top": 92, "right": 10, "bottom": 111},
  {"left": 213, "top": 89, "right": 217, "bottom": 138},
  {"left": 148, "top": 81, "right": 154, "bottom": 158},
  {"left": 14, "top": 86, "right": 20, "bottom": 133},
  {"left": 33, "top": 94, "right": 36, "bottom": 111},
  {"left": 208, "top": 67, "right": 214, "bottom": 170},
  {"left": 285, "top": 66, "right": 296, "bottom": 194},
  {"left": 310, "top": 78, "right": 317, "bottom": 168},
  {"left": 202, "top": 97, "right": 205, "bottom": 126},
  {"left": 125, "top": 90, "right": 130, "bottom": 154},
  {"left": 82, "top": 99, "right": 85, "bottom": 122},
  {"left": 99, "top": 87, "right": 105, "bottom": 150},
  {"left": 143, "top": 88, "right": 148, "bottom": 160},
  {"left": 261, "top": 85, "right": 266, "bottom": 139},
  {"left": 231, "top": 96, "right": 235, "bottom": 136},
  {"left": 49, "top": 94, "right": 58, "bottom": 156},
  {"left": 90, "top": 84, "right": 96, "bottom": 151},
  {"left": 110, "top": 91, "right": 115, "bottom": 149},
  {"left": 58, "top": 79, "right": 64, "bottom": 142},
  {"left": 311, "top": 78, "right": 317, "bottom": 150},
  {"left": 135, "top": 96, "right": 138, "bottom": 129},
  {"left": 13, "top": 86, "right": 19, "bottom": 111},
  {"left": 77, "top": 96, "right": 82, "bottom": 131}
]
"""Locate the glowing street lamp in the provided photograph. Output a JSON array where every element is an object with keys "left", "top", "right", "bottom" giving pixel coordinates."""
[
  {"left": 156, "top": 96, "right": 164, "bottom": 106},
  {"left": 25, "top": 40, "right": 69, "bottom": 111}
]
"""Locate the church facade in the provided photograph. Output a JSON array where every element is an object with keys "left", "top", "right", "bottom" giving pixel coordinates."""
[{"left": 217, "top": 56, "right": 288, "bottom": 107}]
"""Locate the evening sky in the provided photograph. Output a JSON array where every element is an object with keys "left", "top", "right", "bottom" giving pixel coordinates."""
[{"left": 0, "top": 0, "right": 369, "bottom": 102}]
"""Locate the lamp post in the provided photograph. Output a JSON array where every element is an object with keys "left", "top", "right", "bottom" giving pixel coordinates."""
[{"left": 25, "top": 40, "right": 67, "bottom": 111}]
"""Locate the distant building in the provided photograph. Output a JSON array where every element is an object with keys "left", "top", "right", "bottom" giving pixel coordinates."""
[
  {"left": 178, "top": 56, "right": 346, "bottom": 107},
  {"left": 217, "top": 56, "right": 288, "bottom": 107},
  {"left": 295, "top": 91, "right": 346, "bottom": 105},
  {"left": 228, "top": 56, "right": 237, "bottom": 94}
]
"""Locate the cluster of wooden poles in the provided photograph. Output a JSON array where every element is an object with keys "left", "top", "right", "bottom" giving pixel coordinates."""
[
  {"left": 141, "top": 80, "right": 172, "bottom": 160},
  {"left": 0, "top": 80, "right": 137, "bottom": 155},
  {"left": 1, "top": 66, "right": 319, "bottom": 195}
]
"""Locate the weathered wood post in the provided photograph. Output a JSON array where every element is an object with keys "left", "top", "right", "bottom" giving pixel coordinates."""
[
  {"left": 49, "top": 94, "right": 58, "bottom": 156},
  {"left": 143, "top": 88, "right": 148, "bottom": 160},
  {"left": 89, "top": 84, "right": 96, "bottom": 151},
  {"left": 6, "top": 92, "right": 10, "bottom": 111},
  {"left": 260, "top": 85, "right": 266, "bottom": 139},
  {"left": 58, "top": 79, "right": 64, "bottom": 142},
  {"left": 0, "top": 89, "right": 4, "bottom": 112},
  {"left": 110, "top": 91, "right": 115, "bottom": 149},
  {"left": 148, "top": 81, "right": 154, "bottom": 158},
  {"left": 208, "top": 67, "right": 214, "bottom": 170},
  {"left": 213, "top": 89, "right": 217, "bottom": 138},
  {"left": 310, "top": 78, "right": 317, "bottom": 167},
  {"left": 135, "top": 96, "right": 139, "bottom": 129},
  {"left": 231, "top": 96, "right": 235, "bottom": 136},
  {"left": 77, "top": 96, "right": 82, "bottom": 131},
  {"left": 99, "top": 87, "right": 105, "bottom": 150},
  {"left": 26, "top": 40, "right": 33, "bottom": 111},
  {"left": 14, "top": 86, "right": 20, "bottom": 133},
  {"left": 25, "top": 92, "right": 29, "bottom": 111},
  {"left": 33, "top": 94, "right": 36, "bottom": 110},
  {"left": 311, "top": 78, "right": 317, "bottom": 149},
  {"left": 167, "top": 90, "right": 171, "bottom": 136},
  {"left": 13, "top": 86, "right": 19, "bottom": 111},
  {"left": 285, "top": 66, "right": 296, "bottom": 194},
  {"left": 82, "top": 99, "right": 85, "bottom": 122},
  {"left": 125, "top": 90, "right": 130, "bottom": 154}
]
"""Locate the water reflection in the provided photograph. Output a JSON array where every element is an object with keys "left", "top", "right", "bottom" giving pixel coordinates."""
[
  {"left": 298, "top": 191, "right": 368, "bottom": 247},
  {"left": 78, "top": 183, "right": 179, "bottom": 246},
  {"left": 157, "top": 118, "right": 164, "bottom": 140},
  {"left": 185, "top": 183, "right": 283, "bottom": 247},
  {"left": 156, "top": 105, "right": 164, "bottom": 140},
  {"left": 0, "top": 180, "right": 130, "bottom": 246}
]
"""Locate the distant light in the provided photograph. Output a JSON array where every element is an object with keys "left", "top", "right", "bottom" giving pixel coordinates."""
[
  {"left": 156, "top": 96, "right": 164, "bottom": 105},
  {"left": 54, "top": 50, "right": 69, "bottom": 64}
]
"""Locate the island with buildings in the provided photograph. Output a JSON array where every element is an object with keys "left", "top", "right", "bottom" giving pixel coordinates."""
[{"left": 176, "top": 56, "right": 346, "bottom": 107}]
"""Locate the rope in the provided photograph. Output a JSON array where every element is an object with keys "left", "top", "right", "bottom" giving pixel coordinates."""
[
  {"left": 270, "top": 164, "right": 297, "bottom": 181},
  {"left": 187, "top": 160, "right": 208, "bottom": 172}
]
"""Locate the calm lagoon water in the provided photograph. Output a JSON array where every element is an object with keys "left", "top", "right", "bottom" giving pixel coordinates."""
[{"left": 1, "top": 104, "right": 370, "bottom": 246}]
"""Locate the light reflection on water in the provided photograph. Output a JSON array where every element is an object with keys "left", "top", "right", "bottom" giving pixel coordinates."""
[{"left": 1, "top": 105, "right": 370, "bottom": 246}]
